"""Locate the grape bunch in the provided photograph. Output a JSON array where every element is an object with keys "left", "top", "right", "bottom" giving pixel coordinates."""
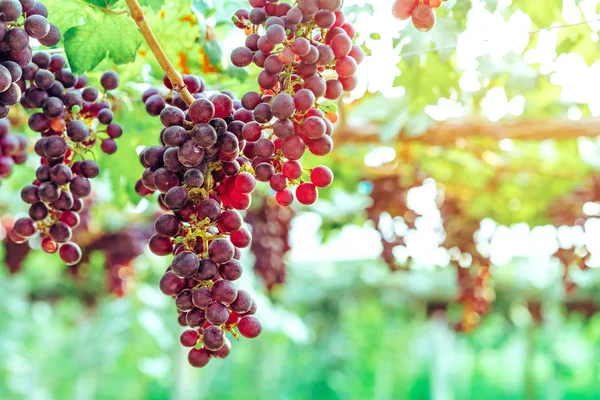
[
  {"left": 0, "top": 0, "right": 60, "bottom": 116},
  {"left": 246, "top": 197, "right": 294, "bottom": 291},
  {"left": 229, "top": 0, "right": 356, "bottom": 205},
  {"left": 392, "top": 0, "right": 446, "bottom": 32},
  {"left": 10, "top": 61, "right": 123, "bottom": 266},
  {"left": 0, "top": 119, "right": 27, "bottom": 182},
  {"left": 136, "top": 0, "right": 358, "bottom": 368},
  {"left": 137, "top": 86, "right": 262, "bottom": 367}
]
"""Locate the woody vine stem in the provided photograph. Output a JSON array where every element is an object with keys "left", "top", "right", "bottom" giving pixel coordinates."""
[{"left": 124, "top": 0, "right": 195, "bottom": 106}]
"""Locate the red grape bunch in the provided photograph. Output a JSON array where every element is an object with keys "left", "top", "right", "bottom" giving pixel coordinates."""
[
  {"left": 11, "top": 62, "right": 123, "bottom": 266},
  {"left": 0, "top": 119, "right": 27, "bottom": 182},
  {"left": 0, "top": 0, "right": 61, "bottom": 116},
  {"left": 230, "top": 0, "right": 357, "bottom": 205},
  {"left": 136, "top": 0, "right": 359, "bottom": 369},
  {"left": 392, "top": 0, "right": 446, "bottom": 32}
]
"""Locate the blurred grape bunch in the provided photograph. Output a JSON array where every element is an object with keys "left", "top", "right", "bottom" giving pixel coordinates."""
[
  {"left": 246, "top": 197, "right": 294, "bottom": 291},
  {"left": 547, "top": 176, "right": 600, "bottom": 296},
  {"left": 365, "top": 171, "right": 426, "bottom": 271},
  {"left": 2, "top": 217, "right": 31, "bottom": 274},
  {"left": 366, "top": 171, "right": 494, "bottom": 331},
  {"left": 72, "top": 226, "right": 152, "bottom": 297},
  {"left": 439, "top": 196, "right": 494, "bottom": 332}
]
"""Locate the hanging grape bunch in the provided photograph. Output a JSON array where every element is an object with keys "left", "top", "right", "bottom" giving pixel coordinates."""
[
  {"left": 137, "top": 0, "right": 356, "bottom": 368},
  {"left": 392, "top": 0, "right": 447, "bottom": 32},
  {"left": 11, "top": 65, "right": 123, "bottom": 267},
  {"left": 0, "top": 0, "right": 60, "bottom": 117}
]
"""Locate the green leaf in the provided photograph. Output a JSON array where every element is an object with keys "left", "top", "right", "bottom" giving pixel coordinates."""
[
  {"left": 139, "top": 0, "right": 164, "bottom": 13},
  {"left": 224, "top": 65, "right": 248, "bottom": 82},
  {"left": 104, "top": 15, "right": 143, "bottom": 65},
  {"left": 64, "top": 13, "right": 142, "bottom": 73},
  {"left": 44, "top": 0, "right": 89, "bottom": 35},
  {"left": 203, "top": 39, "right": 223, "bottom": 67},
  {"left": 64, "top": 24, "right": 107, "bottom": 73},
  {"left": 83, "top": 0, "right": 119, "bottom": 6}
]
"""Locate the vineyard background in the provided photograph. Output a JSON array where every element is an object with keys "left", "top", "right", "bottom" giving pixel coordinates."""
[{"left": 2, "top": 0, "right": 600, "bottom": 399}]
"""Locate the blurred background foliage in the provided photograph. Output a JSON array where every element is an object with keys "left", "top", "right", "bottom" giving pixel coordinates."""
[{"left": 3, "top": 0, "right": 600, "bottom": 399}]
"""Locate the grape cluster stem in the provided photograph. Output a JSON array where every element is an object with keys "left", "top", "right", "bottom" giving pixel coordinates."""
[{"left": 124, "top": 0, "right": 195, "bottom": 106}]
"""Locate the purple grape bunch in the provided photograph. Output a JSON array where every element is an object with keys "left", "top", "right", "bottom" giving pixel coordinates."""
[
  {"left": 11, "top": 64, "right": 123, "bottom": 266},
  {"left": 137, "top": 74, "right": 262, "bottom": 368}
]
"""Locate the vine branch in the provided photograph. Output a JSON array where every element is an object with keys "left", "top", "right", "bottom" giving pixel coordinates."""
[
  {"left": 335, "top": 118, "right": 600, "bottom": 147},
  {"left": 124, "top": 0, "right": 195, "bottom": 107}
]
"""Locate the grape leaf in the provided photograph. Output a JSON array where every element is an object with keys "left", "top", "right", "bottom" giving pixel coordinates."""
[
  {"left": 224, "top": 65, "right": 248, "bottom": 82},
  {"left": 203, "top": 39, "right": 222, "bottom": 67},
  {"left": 64, "top": 13, "right": 142, "bottom": 73},
  {"left": 139, "top": 0, "right": 164, "bottom": 13},
  {"left": 83, "top": 0, "right": 119, "bottom": 7},
  {"left": 104, "top": 15, "right": 143, "bottom": 65},
  {"left": 64, "top": 24, "right": 107, "bottom": 73},
  {"left": 43, "top": 0, "right": 89, "bottom": 35}
]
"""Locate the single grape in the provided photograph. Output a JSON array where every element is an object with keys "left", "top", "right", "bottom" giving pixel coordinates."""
[
  {"left": 171, "top": 251, "right": 200, "bottom": 278},
  {"left": 276, "top": 189, "right": 294, "bottom": 206},
  {"left": 238, "top": 315, "right": 262, "bottom": 338},
  {"left": 208, "top": 238, "right": 235, "bottom": 264},
  {"left": 175, "top": 289, "right": 194, "bottom": 312},
  {"left": 230, "top": 228, "right": 251, "bottom": 248},
  {"left": 206, "top": 302, "right": 230, "bottom": 325},
  {"left": 392, "top": 0, "right": 419, "bottom": 20},
  {"left": 230, "top": 290, "right": 253, "bottom": 313},
  {"left": 189, "top": 98, "right": 215, "bottom": 123},
  {"left": 100, "top": 71, "right": 120, "bottom": 90},
  {"left": 188, "top": 348, "right": 211, "bottom": 368},
  {"left": 219, "top": 259, "right": 243, "bottom": 281},
  {"left": 202, "top": 325, "right": 225, "bottom": 351},
  {"left": 296, "top": 182, "right": 318, "bottom": 205},
  {"left": 149, "top": 234, "right": 174, "bottom": 256},
  {"left": 411, "top": 3, "right": 436, "bottom": 32},
  {"left": 196, "top": 258, "right": 219, "bottom": 281},
  {"left": 191, "top": 123, "right": 217, "bottom": 148},
  {"left": 159, "top": 270, "right": 185, "bottom": 296},
  {"left": 186, "top": 308, "right": 206, "bottom": 328},
  {"left": 230, "top": 46, "right": 254, "bottom": 67},
  {"left": 49, "top": 221, "right": 72, "bottom": 243},
  {"left": 13, "top": 217, "right": 36, "bottom": 237},
  {"left": 59, "top": 242, "right": 82, "bottom": 265},
  {"left": 192, "top": 287, "right": 212, "bottom": 308},
  {"left": 180, "top": 330, "right": 199, "bottom": 347}
]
